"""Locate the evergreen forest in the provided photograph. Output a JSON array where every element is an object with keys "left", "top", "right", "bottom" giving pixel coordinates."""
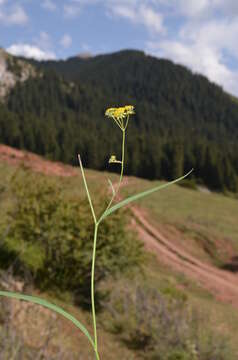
[{"left": 1, "top": 49, "right": 238, "bottom": 192}]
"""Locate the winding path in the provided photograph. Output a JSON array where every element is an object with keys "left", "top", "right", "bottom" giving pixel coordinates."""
[{"left": 117, "top": 178, "right": 238, "bottom": 308}]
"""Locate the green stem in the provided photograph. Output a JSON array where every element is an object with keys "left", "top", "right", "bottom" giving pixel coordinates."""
[
  {"left": 94, "top": 350, "right": 100, "bottom": 360},
  {"left": 90, "top": 129, "right": 126, "bottom": 359},
  {"left": 98, "top": 129, "right": 126, "bottom": 224},
  {"left": 78, "top": 154, "right": 100, "bottom": 359},
  {"left": 92, "top": 223, "right": 99, "bottom": 358},
  {"left": 79, "top": 128, "right": 126, "bottom": 359},
  {"left": 124, "top": 115, "right": 129, "bottom": 131},
  {"left": 113, "top": 116, "right": 123, "bottom": 130},
  {"left": 117, "top": 128, "right": 125, "bottom": 191}
]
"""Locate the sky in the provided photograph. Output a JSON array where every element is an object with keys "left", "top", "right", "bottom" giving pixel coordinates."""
[{"left": 1, "top": 0, "right": 238, "bottom": 96}]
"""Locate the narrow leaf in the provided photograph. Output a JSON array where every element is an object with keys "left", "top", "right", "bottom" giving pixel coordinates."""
[
  {"left": 108, "top": 178, "right": 115, "bottom": 196},
  {"left": 0, "top": 290, "right": 95, "bottom": 348},
  {"left": 100, "top": 169, "right": 193, "bottom": 221},
  {"left": 78, "top": 154, "right": 97, "bottom": 224}
]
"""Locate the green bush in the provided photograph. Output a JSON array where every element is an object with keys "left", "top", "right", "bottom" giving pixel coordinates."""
[{"left": 4, "top": 171, "right": 144, "bottom": 304}]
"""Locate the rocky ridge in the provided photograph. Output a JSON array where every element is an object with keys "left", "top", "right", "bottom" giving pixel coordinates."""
[{"left": 0, "top": 48, "right": 36, "bottom": 99}]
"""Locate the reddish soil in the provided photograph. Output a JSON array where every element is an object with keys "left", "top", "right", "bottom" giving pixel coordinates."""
[
  {"left": 1, "top": 144, "right": 238, "bottom": 308},
  {"left": 0, "top": 144, "right": 77, "bottom": 177}
]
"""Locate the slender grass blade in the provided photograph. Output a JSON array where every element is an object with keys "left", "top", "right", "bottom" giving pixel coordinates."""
[
  {"left": 108, "top": 178, "right": 115, "bottom": 196},
  {"left": 101, "top": 169, "right": 193, "bottom": 221},
  {"left": 0, "top": 290, "right": 95, "bottom": 348}
]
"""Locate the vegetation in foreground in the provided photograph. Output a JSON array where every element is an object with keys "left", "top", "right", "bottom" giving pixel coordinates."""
[
  {"left": 0, "top": 157, "right": 237, "bottom": 358},
  {"left": 0, "top": 103, "right": 193, "bottom": 359}
]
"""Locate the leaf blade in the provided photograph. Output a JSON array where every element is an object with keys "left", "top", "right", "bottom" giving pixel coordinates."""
[
  {"left": 78, "top": 154, "right": 97, "bottom": 224},
  {"left": 0, "top": 290, "right": 95, "bottom": 348},
  {"left": 107, "top": 178, "right": 115, "bottom": 196},
  {"left": 100, "top": 169, "right": 193, "bottom": 221}
]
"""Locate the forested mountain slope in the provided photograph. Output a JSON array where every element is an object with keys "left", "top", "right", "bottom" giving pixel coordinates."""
[{"left": 1, "top": 49, "right": 238, "bottom": 192}]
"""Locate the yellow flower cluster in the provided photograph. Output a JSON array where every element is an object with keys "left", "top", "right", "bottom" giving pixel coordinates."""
[{"left": 105, "top": 105, "right": 135, "bottom": 120}]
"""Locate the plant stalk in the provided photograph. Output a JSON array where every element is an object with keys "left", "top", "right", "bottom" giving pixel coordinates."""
[
  {"left": 98, "top": 129, "right": 126, "bottom": 225},
  {"left": 92, "top": 223, "right": 100, "bottom": 359},
  {"left": 117, "top": 128, "right": 125, "bottom": 191}
]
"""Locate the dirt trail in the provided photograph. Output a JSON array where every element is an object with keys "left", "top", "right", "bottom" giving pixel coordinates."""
[{"left": 116, "top": 178, "right": 238, "bottom": 308}]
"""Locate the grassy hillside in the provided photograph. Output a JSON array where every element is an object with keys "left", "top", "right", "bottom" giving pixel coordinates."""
[{"left": 0, "top": 151, "right": 238, "bottom": 358}]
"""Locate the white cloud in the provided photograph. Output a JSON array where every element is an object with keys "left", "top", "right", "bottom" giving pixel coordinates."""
[
  {"left": 180, "top": 18, "right": 238, "bottom": 60},
  {"left": 6, "top": 31, "right": 57, "bottom": 61},
  {"left": 7, "top": 44, "right": 56, "bottom": 60},
  {"left": 63, "top": 0, "right": 165, "bottom": 34},
  {"left": 111, "top": 5, "right": 135, "bottom": 21},
  {"left": 177, "top": 0, "right": 211, "bottom": 17},
  {"left": 139, "top": 5, "right": 165, "bottom": 34},
  {"left": 109, "top": 3, "right": 165, "bottom": 34},
  {"left": 70, "top": 0, "right": 164, "bottom": 33},
  {"left": 60, "top": 34, "right": 72, "bottom": 48},
  {"left": 0, "top": 4, "right": 28, "bottom": 25},
  {"left": 42, "top": 0, "right": 57, "bottom": 12}
]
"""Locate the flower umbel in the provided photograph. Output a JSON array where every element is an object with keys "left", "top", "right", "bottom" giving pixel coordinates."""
[
  {"left": 105, "top": 105, "right": 135, "bottom": 130},
  {"left": 105, "top": 105, "right": 135, "bottom": 120}
]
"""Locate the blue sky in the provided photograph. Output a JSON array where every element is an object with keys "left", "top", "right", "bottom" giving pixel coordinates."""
[{"left": 1, "top": 0, "right": 238, "bottom": 96}]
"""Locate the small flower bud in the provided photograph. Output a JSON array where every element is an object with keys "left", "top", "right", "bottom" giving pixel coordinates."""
[
  {"left": 109, "top": 155, "right": 122, "bottom": 164},
  {"left": 109, "top": 155, "right": 117, "bottom": 163}
]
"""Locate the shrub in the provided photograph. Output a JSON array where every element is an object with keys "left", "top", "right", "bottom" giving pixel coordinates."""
[
  {"left": 103, "top": 284, "right": 235, "bottom": 360},
  {"left": 4, "top": 171, "right": 144, "bottom": 305}
]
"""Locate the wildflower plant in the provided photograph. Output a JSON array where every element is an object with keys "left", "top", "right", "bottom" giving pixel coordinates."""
[{"left": 0, "top": 105, "right": 192, "bottom": 359}]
